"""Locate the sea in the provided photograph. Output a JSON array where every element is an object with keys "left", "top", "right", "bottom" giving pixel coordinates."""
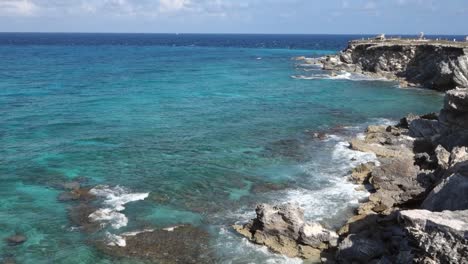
[{"left": 0, "top": 33, "right": 453, "bottom": 263}]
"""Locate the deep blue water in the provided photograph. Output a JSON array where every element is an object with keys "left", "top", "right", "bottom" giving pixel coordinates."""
[{"left": 0, "top": 34, "right": 445, "bottom": 263}]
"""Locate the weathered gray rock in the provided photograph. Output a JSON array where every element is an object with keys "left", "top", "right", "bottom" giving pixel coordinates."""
[
  {"left": 435, "top": 145, "right": 451, "bottom": 169},
  {"left": 444, "top": 88, "right": 468, "bottom": 112},
  {"left": 409, "top": 118, "right": 441, "bottom": 138},
  {"left": 336, "top": 234, "right": 385, "bottom": 263},
  {"left": 233, "top": 203, "right": 337, "bottom": 260},
  {"left": 399, "top": 209, "right": 468, "bottom": 264},
  {"left": 449, "top": 146, "right": 468, "bottom": 166},
  {"left": 350, "top": 139, "right": 413, "bottom": 158},
  {"left": 370, "top": 158, "right": 425, "bottom": 207},
  {"left": 350, "top": 162, "right": 375, "bottom": 184},
  {"left": 440, "top": 88, "right": 468, "bottom": 129},
  {"left": 422, "top": 172, "right": 468, "bottom": 211}
]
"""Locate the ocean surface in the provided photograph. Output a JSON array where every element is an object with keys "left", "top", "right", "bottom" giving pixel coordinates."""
[{"left": 0, "top": 34, "right": 447, "bottom": 263}]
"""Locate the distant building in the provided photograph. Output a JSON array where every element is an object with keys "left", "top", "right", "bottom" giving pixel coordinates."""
[
  {"left": 418, "top": 32, "right": 424, "bottom": 40},
  {"left": 374, "top": 34, "right": 385, "bottom": 41},
  {"left": 466, "top": 36, "right": 468, "bottom": 42}
]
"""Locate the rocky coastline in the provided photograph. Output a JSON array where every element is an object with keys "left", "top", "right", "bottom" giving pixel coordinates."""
[
  {"left": 318, "top": 39, "right": 468, "bottom": 91},
  {"left": 235, "top": 40, "right": 468, "bottom": 263}
]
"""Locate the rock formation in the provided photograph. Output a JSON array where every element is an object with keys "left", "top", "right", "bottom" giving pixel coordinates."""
[
  {"left": 399, "top": 209, "right": 468, "bottom": 263},
  {"left": 236, "top": 85, "right": 468, "bottom": 263},
  {"left": 233, "top": 203, "right": 338, "bottom": 261},
  {"left": 320, "top": 40, "right": 468, "bottom": 91}
]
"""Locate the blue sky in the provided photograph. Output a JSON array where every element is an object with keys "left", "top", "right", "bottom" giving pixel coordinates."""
[{"left": 0, "top": 0, "right": 466, "bottom": 34}]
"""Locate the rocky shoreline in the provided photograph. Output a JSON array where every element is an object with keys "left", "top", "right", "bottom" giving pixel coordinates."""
[
  {"left": 235, "top": 40, "right": 468, "bottom": 263},
  {"left": 317, "top": 39, "right": 468, "bottom": 91},
  {"left": 235, "top": 87, "right": 468, "bottom": 264}
]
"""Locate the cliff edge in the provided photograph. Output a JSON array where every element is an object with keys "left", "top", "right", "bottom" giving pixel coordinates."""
[{"left": 321, "top": 39, "right": 468, "bottom": 91}]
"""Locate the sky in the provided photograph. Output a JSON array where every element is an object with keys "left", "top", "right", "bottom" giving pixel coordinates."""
[{"left": 0, "top": 0, "right": 466, "bottom": 34}]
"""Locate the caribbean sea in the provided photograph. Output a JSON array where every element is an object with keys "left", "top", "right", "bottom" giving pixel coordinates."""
[{"left": 0, "top": 33, "right": 447, "bottom": 263}]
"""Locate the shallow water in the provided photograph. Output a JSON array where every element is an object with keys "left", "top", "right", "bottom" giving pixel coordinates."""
[{"left": 0, "top": 34, "right": 444, "bottom": 263}]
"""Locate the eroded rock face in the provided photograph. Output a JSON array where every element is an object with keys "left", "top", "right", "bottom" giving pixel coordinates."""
[
  {"left": 369, "top": 158, "right": 431, "bottom": 209},
  {"left": 399, "top": 209, "right": 468, "bottom": 263},
  {"left": 422, "top": 172, "right": 468, "bottom": 212},
  {"left": 233, "top": 203, "right": 338, "bottom": 260},
  {"left": 321, "top": 41, "right": 468, "bottom": 91},
  {"left": 350, "top": 162, "right": 375, "bottom": 184},
  {"left": 337, "top": 234, "right": 385, "bottom": 263},
  {"left": 440, "top": 88, "right": 468, "bottom": 129}
]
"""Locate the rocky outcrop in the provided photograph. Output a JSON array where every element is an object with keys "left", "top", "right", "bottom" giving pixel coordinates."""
[
  {"left": 335, "top": 86, "right": 468, "bottom": 264},
  {"left": 399, "top": 209, "right": 468, "bottom": 263},
  {"left": 321, "top": 40, "right": 468, "bottom": 91},
  {"left": 233, "top": 203, "right": 338, "bottom": 261},
  {"left": 440, "top": 88, "right": 468, "bottom": 129},
  {"left": 422, "top": 170, "right": 468, "bottom": 212}
]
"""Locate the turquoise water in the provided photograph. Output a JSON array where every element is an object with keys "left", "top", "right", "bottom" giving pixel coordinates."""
[{"left": 0, "top": 34, "right": 443, "bottom": 263}]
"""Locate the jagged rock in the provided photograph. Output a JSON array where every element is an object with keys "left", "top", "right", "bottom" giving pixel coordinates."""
[
  {"left": 444, "top": 88, "right": 468, "bottom": 112},
  {"left": 320, "top": 40, "right": 468, "bottom": 91},
  {"left": 370, "top": 158, "right": 425, "bottom": 207},
  {"left": 439, "top": 108, "right": 468, "bottom": 129},
  {"left": 399, "top": 209, "right": 468, "bottom": 263},
  {"left": 350, "top": 162, "right": 375, "bottom": 184},
  {"left": 336, "top": 234, "right": 385, "bottom": 263},
  {"left": 440, "top": 88, "right": 468, "bottom": 129},
  {"left": 449, "top": 146, "right": 468, "bottom": 166},
  {"left": 409, "top": 118, "right": 441, "bottom": 138},
  {"left": 6, "top": 235, "right": 26, "bottom": 245},
  {"left": 233, "top": 203, "right": 337, "bottom": 260},
  {"left": 366, "top": 125, "right": 388, "bottom": 134},
  {"left": 435, "top": 145, "right": 451, "bottom": 169},
  {"left": 350, "top": 139, "right": 412, "bottom": 158},
  {"left": 399, "top": 113, "right": 421, "bottom": 129},
  {"left": 421, "top": 172, "right": 468, "bottom": 211}
]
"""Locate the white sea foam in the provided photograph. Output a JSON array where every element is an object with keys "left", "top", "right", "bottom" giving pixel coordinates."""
[
  {"left": 332, "top": 140, "right": 380, "bottom": 167},
  {"left": 163, "top": 225, "right": 182, "bottom": 232},
  {"left": 88, "top": 185, "right": 149, "bottom": 229},
  {"left": 292, "top": 71, "right": 389, "bottom": 82},
  {"left": 89, "top": 208, "right": 128, "bottom": 229},
  {"left": 106, "top": 232, "right": 126, "bottom": 247},
  {"left": 216, "top": 227, "right": 303, "bottom": 264},
  {"left": 121, "top": 229, "right": 155, "bottom": 237}
]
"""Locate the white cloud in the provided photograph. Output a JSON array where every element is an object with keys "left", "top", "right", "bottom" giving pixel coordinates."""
[
  {"left": 0, "top": 0, "right": 38, "bottom": 16},
  {"left": 159, "top": 0, "right": 190, "bottom": 13}
]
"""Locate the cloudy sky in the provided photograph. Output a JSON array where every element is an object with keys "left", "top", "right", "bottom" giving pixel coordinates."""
[{"left": 0, "top": 0, "right": 466, "bottom": 34}]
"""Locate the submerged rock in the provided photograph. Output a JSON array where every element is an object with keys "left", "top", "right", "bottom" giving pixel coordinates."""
[
  {"left": 399, "top": 209, "right": 468, "bottom": 263},
  {"left": 6, "top": 235, "right": 26, "bottom": 246},
  {"left": 233, "top": 203, "right": 337, "bottom": 260},
  {"left": 96, "top": 225, "right": 214, "bottom": 264}
]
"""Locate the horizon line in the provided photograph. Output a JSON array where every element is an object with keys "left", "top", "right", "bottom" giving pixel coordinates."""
[{"left": 0, "top": 32, "right": 465, "bottom": 36}]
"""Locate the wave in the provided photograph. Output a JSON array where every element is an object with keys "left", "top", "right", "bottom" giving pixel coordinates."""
[
  {"left": 291, "top": 71, "right": 389, "bottom": 82},
  {"left": 88, "top": 185, "right": 149, "bottom": 229}
]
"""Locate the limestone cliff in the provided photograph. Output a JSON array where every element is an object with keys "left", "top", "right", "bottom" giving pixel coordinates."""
[{"left": 321, "top": 39, "right": 468, "bottom": 91}]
